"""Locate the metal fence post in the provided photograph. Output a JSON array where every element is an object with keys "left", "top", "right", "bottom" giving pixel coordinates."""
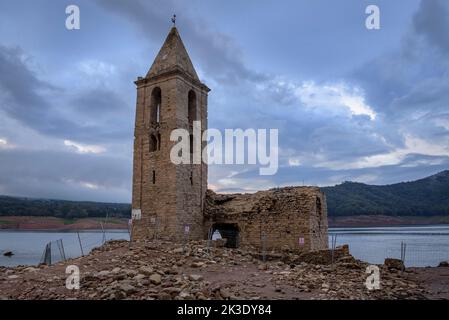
[
  {"left": 77, "top": 231, "right": 84, "bottom": 256},
  {"left": 400, "top": 241, "right": 407, "bottom": 272},
  {"left": 331, "top": 234, "right": 337, "bottom": 269},
  {"left": 100, "top": 222, "right": 106, "bottom": 244},
  {"left": 207, "top": 227, "right": 213, "bottom": 256},
  {"left": 261, "top": 232, "right": 267, "bottom": 262}
]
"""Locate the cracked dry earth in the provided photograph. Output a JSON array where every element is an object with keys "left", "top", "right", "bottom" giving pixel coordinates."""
[{"left": 0, "top": 240, "right": 444, "bottom": 300}]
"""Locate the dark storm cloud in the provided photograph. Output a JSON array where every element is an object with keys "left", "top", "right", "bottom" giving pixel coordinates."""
[
  {"left": 353, "top": 1, "right": 449, "bottom": 116},
  {"left": 207, "top": 0, "right": 449, "bottom": 190},
  {"left": 73, "top": 88, "right": 125, "bottom": 114},
  {"left": 0, "top": 148, "right": 131, "bottom": 202},
  {"left": 0, "top": 0, "right": 448, "bottom": 202},
  {"left": 228, "top": 154, "right": 449, "bottom": 189},
  {"left": 0, "top": 45, "right": 60, "bottom": 129},
  {"left": 0, "top": 45, "right": 132, "bottom": 144},
  {"left": 94, "top": 0, "right": 268, "bottom": 85},
  {"left": 413, "top": 0, "right": 449, "bottom": 55}
]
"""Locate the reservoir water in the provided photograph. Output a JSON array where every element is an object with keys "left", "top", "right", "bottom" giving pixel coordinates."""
[
  {"left": 0, "top": 229, "right": 129, "bottom": 267},
  {"left": 329, "top": 225, "right": 449, "bottom": 267},
  {"left": 1, "top": 225, "right": 449, "bottom": 267}
]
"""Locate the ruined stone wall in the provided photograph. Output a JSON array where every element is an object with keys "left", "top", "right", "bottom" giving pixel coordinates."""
[
  {"left": 309, "top": 192, "right": 329, "bottom": 251},
  {"left": 204, "top": 187, "right": 329, "bottom": 252}
]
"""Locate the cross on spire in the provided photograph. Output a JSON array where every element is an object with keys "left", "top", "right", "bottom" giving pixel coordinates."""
[
  {"left": 171, "top": 14, "right": 176, "bottom": 26},
  {"left": 146, "top": 20, "right": 200, "bottom": 80}
]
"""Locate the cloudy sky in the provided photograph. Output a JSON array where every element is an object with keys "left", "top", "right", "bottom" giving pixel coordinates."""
[{"left": 0, "top": 0, "right": 449, "bottom": 202}]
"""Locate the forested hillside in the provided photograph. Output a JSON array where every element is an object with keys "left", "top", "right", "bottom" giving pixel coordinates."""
[
  {"left": 323, "top": 170, "right": 449, "bottom": 217},
  {"left": 0, "top": 196, "right": 130, "bottom": 218}
]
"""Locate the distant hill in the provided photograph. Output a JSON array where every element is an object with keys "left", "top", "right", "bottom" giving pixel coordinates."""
[
  {"left": 322, "top": 170, "right": 449, "bottom": 217},
  {"left": 0, "top": 196, "right": 131, "bottom": 219},
  {"left": 1, "top": 171, "right": 449, "bottom": 219}
]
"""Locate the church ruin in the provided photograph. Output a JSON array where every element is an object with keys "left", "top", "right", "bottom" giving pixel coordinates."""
[{"left": 131, "top": 26, "right": 328, "bottom": 252}]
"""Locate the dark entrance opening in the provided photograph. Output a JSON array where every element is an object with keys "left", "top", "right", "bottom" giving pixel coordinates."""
[{"left": 212, "top": 223, "right": 240, "bottom": 248}]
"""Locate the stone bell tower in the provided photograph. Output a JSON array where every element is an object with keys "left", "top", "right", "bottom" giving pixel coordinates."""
[{"left": 131, "top": 26, "right": 209, "bottom": 241}]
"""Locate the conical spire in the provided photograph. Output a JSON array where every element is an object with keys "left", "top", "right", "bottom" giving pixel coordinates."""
[{"left": 146, "top": 27, "right": 199, "bottom": 80}]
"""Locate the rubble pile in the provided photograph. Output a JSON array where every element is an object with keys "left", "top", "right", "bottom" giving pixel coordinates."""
[{"left": 0, "top": 240, "right": 428, "bottom": 300}]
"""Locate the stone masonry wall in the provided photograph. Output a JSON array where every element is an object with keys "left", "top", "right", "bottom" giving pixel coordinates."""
[
  {"left": 174, "top": 77, "right": 208, "bottom": 240},
  {"left": 132, "top": 74, "right": 208, "bottom": 241},
  {"left": 204, "top": 187, "right": 329, "bottom": 252},
  {"left": 309, "top": 192, "right": 329, "bottom": 251}
]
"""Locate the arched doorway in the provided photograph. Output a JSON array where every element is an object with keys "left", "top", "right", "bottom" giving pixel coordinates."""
[{"left": 212, "top": 223, "right": 240, "bottom": 248}]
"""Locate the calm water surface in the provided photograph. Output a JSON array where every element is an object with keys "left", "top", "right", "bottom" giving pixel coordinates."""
[
  {"left": 1, "top": 225, "right": 448, "bottom": 267},
  {"left": 0, "top": 230, "right": 129, "bottom": 267},
  {"left": 329, "top": 225, "right": 449, "bottom": 267}
]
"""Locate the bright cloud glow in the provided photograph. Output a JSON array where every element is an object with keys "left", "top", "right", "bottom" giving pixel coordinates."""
[
  {"left": 296, "top": 81, "right": 377, "bottom": 120},
  {"left": 0, "top": 138, "right": 14, "bottom": 149},
  {"left": 63, "top": 178, "right": 101, "bottom": 190},
  {"left": 64, "top": 140, "right": 106, "bottom": 154},
  {"left": 435, "top": 118, "right": 449, "bottom": 131},
  {"left": 78, "top": 60, "right": 116, "bottom": 77},
  {"left": 319, "top": 135, "right": 449, "bottom": 170},
  {"left": 81, "top": 182, "right": 100, "bottom": 190},
  {"left": 288, "top": 158, "right": 301, "bottom": 166}
]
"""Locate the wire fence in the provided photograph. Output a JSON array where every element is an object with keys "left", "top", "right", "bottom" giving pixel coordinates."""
[
  {"left": 26, "top": 220, "right": 449, "bottom": 268},
  {"left": 385, "top": 243, "right": 449, "bottom": 267},
  {"left": 35, "top": 229, "right": 130, "bottom": 266},
  {"left": 39, "top": 239, "right": 66, "bottom": 265},
  {"left": 329, "top": 233, "right": 449, "bottom": 267}
]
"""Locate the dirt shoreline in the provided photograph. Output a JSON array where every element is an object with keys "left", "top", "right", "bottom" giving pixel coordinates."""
[
  {"left": 0, "top": 239, "right": 447, "bottom": 300},
  {"left": 329, "top": 215, "right": 449, "bottom": 228},
  {"left": 1, "top": 215, "right": 448, "bottom": 231},
  {"left": 0, "top": 216, "right": 128, "bottom": 231}
]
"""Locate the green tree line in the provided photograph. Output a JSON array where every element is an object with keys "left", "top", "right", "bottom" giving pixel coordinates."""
[
  {"left": 0, "top": 196, "right": 131, "bottom": 219},
  {"left": 323, "top": 170, "right": 449, "bottom": 217}
]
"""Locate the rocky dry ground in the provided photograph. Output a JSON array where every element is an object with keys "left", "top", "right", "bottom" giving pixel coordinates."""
[{"left": 0, "top": 239, "right": 446, "bottom": 300}]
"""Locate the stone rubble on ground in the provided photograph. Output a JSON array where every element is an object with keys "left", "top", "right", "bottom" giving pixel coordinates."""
[{"left": 0, "top": 239, "right": 429, "bottom": 300}]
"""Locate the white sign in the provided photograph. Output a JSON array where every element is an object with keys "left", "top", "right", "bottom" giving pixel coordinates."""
[
  {"left": 132, "top": 209, "right": 142, "bottom": 220},
  {"left": 298, "top": 237, "right": 305, "bottom": 246},
  {"left": 184, "top": 225, "right": 190, "bottom": 234}
]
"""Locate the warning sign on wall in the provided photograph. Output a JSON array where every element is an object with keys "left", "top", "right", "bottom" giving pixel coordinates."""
[
  {"left": 132, "top": 209, "right": 142, "bottom": 220},
  {"left": 298, "top": 237, "right": 305, "bottom": 246}
]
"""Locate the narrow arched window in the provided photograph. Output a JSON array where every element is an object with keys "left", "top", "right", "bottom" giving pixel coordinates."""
[
  {"left": 149, "top": 134, "right": 157, "bottom": 153},
  {"left": 150, "top": 87, "right": 161, "bottom": 125},
  {"left": 316, "top": 197, "right": 322, "bottom": 215},
  {"left": 157, "top": 133, "right": 161, "bottom": 151},
  {"left": 188, "top": 90, "right": 197, "bottom": 126},
  {"left": 316, "top": 197, "right": 322, "bottom": 230}
]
